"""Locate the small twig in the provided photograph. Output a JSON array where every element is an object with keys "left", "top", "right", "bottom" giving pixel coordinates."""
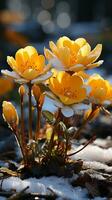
[
  {"left": 0, "top": 187, "right": 57, "bottom": 199},
  {"left": 7, "top": 186, "right": 29, "bottom": 200},
  {"left": 47, "top": 187, "right": 58, "bottom": 197},
  {"left": 67, "top": 135, "right": 96, "bottom": 157}
]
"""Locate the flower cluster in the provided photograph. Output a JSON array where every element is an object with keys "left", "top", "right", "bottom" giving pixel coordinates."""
[{"left": 1, "top": 36, "right": 112, "bottom": 174}]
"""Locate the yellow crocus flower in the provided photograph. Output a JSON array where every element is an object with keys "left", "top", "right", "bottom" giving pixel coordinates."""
[
  {"left": 2, "top": 46, "right": 52, "bottom": 84},
  {"left": 46, "top": 71, "right": 90, "bottom": 117},
  {"left": 87, "top": 74, "right": 111, "bottom": 104},
  {"left": 44, "top": 36, "right": 103, "bottom": 72}
]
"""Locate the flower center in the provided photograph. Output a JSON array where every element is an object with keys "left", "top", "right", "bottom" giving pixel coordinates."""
[{"left": 63, "top": 88, "right": 74, "bottom": 98}]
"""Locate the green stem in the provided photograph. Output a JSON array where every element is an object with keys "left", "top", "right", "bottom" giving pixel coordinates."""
[{"left": 28, "top": 82, "right": 33, "bottom": 140}]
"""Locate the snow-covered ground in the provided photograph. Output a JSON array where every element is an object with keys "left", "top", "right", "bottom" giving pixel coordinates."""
[
  {"left": 71, "top": 143, "right": 112, "bottom": 163},
  {"left": 0, "top": 138, "right": 112, "bottom": 200},
  {"left": 0, "top": 176, "right": 107, "bottom": 200}
]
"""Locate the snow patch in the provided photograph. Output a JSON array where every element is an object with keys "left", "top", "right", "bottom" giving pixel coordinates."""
[
  {"left": 71, "top": 144, "right": 112, "bottom": 163},
  {"left": 0, "top": 176, "right": 89, "bottom": 200}
]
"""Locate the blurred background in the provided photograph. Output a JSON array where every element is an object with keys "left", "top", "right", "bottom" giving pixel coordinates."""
[{"left": 0, "top": 0, "right": 112, "bottom": 76}]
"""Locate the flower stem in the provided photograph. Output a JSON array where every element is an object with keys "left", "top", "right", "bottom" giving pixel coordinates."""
[
  {"left": 35, "top": 104, "right": 41, "bottom": 140},
  {"left": 20, "top": 94, "right": 28, "bottom": 162},
  {"left": 28, "top": 82, "right": 33, "bottom": 140},
  {"left": 20, "top": 95, "right": 25, "bottom": 147}
]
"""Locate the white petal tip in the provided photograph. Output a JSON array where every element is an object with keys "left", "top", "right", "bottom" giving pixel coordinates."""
[{"left": 61, "top": 107, "right": 74, "bottom": 117}]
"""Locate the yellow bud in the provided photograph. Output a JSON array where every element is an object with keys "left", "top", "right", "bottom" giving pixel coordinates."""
[
  {"left": 32, "top": 84, "right": 41, "bottom": 101},
  {"left": 2, "top": 101, "right": 19, "bottom": 127},
  {"left": 18, "top": 85, "right": 25, "bottom": 96}
]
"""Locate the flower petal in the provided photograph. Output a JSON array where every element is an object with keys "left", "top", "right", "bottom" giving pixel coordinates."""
[
  {"left": 22, "top": 69, "right": 40, "bottom": 80},
  {"left": 72, "top": 103, "right": 91, "bottom": 111},
  {"left": 74, "top": 38, "right": 87, "bottom": 48},
  {"left": 1, "top": 70, "right": 20, "bottom": 79},
  {"left": 49, "top": 57, "right": 65, "bottom": 70},
  {"left": 87, "top": 60, "right": 104, "bottom": 69},
  {"left": 85, "top": 44, "right": 102, "bottom": 64},
  {"left": 49, "top": 41, "right": 58, "bottom": 55},
  {"left": 45, "top": 91, "right": 63, "bottom": 108},
  {"left": 24, "top": 46, "right": 38, "bottom": 57},
  {"left": 83, "top": 85, "right": 91, "bottom": 95},
  {"left": 44, "top": 48, "right": 54, "bottom": 60},
  {"left": 77, "top": 43, "right": 91, "bottom": 63},
  {"left": 7, "top": 56, "right": 17, "bottom": 71},
  {"left": 51, "top": 99, "right": 63, "bottom": 108},
  {"left": 58, "top": 47, "right": 70, "bottom": 66},
  {"left": 61, "top": 106, "right": 74, "bottom": 117},
  {"left": 45, "top": 91, "right": 58, "bottom": 100},
  {"left": 31, "top": 71, "right": 52, "bottom": 84},
  {"left": 15, "top": 78, "right": 28, "bottom": 84},
  {"left": 70, "top": 64, "right": 85, "bottom": 72},
  {"left": 76, "top": 71, "right": 90, "bottom": 79}
]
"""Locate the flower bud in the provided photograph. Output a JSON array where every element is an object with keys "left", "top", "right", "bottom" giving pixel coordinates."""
[
  {"left": 18, "top": 85, "right": 25, "bottom": 96},
  {"left": 2, "top": 101, "right": 19, "bottom": 127},
  {"left": 32, "top": 84, "right": 41, "bottom": 101}
]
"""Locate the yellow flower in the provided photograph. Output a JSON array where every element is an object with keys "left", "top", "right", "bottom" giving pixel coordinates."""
[
  {"left": 2, "top": 46, "right": 52, "bottom": 84},
  {"left": 44, "top": 36, "right": 103, "bottom": 72},
  {"left": 2, "top": 101, "right": 19, "bottom": 127},
  {"left": 46, "top": 71, "right": 90, "bottom": 117},
  {"left": 0, "top": 77, "right": 13, "bottom": 96},
  {"left": 87, "top": 74, "right": 111, "bottom": 104}
]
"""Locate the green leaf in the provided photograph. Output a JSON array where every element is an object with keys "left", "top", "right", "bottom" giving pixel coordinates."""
[{"left": 42, "top": 110, "right": 56, "bottom": 125}]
